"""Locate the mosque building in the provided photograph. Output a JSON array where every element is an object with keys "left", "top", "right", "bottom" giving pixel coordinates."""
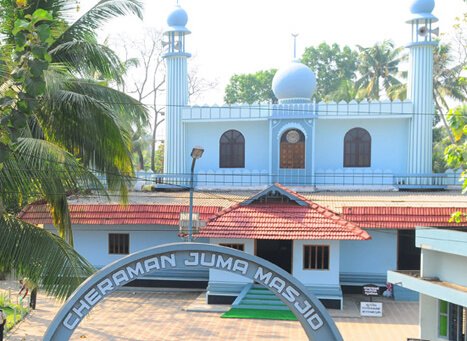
[
  {"left": 19, "top": 0, "right": 467, "bottom": 311},
  {"left": 163, "top": 0, "right": 435, "bottom": 189}
]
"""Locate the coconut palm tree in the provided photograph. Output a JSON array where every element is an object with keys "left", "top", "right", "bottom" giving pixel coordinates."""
[
  {"left": 433, "top": 43, "right": 467, "bottom": 144},
  {"left": 0, "top": 0, "right": 148, "bottom": 299},
  {"left": 355, "top": 40, "right": 405, "bottom": 100}
]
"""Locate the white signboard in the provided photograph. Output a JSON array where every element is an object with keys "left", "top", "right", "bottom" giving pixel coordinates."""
[{"left": 360, "top": 302, "right": 383, "bottom": 317}]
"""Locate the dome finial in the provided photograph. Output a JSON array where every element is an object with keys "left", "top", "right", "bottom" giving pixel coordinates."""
[{"left": 292, "top": 33, "right": 299, "bottom": 60}]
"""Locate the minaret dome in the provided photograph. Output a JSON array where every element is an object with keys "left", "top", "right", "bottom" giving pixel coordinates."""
[
  {"left": 166, "top": 5, "right": 189, "bottom": 32},
  {"left": 408, "top": 0, "right": 437, "bottom": 23}
]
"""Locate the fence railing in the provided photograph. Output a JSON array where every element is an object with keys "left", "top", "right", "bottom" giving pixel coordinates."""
[{"left": 91, "top": 170, "right": 465, "bottom": 190}]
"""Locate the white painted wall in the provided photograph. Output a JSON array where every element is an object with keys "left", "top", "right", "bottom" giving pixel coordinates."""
[
  {"left": 292, "top": 240, "right": 340, "bottom": 286},
  {"left": 420, "top": 294, "right": 443, "bottom": 341},
  {"left": 340, "top": 229, "right": 397, "bottom": 275},
  {"left": 209, "top": 238, "right": 254, "bottom": 284},
  {"left": 422, "top": 249, "right": 467, "bottom": 287}
]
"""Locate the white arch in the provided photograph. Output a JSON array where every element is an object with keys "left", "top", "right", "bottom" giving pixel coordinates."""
[
  {"left": 277, "top": 122, "right": 308, "bottom": 141},
  {"left": 44, "top": 243, "right": 343, "bottom": 341}
]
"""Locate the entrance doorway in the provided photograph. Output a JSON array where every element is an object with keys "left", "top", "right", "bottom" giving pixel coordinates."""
[
  {"left": 256, "top": 240, "right": 293, "bottom": 273},
  {"left": 397, "top": 230, "right": 421, "bottom": 270}
]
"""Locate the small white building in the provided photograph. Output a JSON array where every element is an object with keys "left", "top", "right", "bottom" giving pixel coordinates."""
[
  {"left": 196, "top": 183, "right": 371, "bottom": 308},
  {"left": 388, "top": 227, "right": 467, "bottom": 341}
]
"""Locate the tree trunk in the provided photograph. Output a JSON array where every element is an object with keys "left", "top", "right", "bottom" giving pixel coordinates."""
[
  {"left": 150, "top": 124, "right": 157, "bottom": 172},
  {"left": 136, "top": 147, "right": 144, "bottom": 170},
  {"left": 434, "top": 98, "right": 456, "bottom": 145}
]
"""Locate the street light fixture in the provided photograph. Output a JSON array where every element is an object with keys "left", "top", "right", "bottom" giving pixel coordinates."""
[{"left": 188, "top": 146, "right": 204, "bottom": 242}]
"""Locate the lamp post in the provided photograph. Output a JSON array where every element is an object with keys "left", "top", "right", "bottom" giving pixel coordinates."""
[{"left": 188, "top": 146, "right": 204, "bottom": 242}]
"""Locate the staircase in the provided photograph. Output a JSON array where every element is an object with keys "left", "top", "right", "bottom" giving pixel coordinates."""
[{"left": 232, "top": 284, "right": 289, "bottom": 311}]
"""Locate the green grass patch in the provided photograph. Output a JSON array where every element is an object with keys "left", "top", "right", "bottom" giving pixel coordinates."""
[
  {"left": 221, "top": 308, "right": 298, "bottom": 321},
  {"left": 0, "top": 294, "right": 29, "bottom": 331},
  {"left": 2, "top": 305, "right": 29, "bottom": 330}
]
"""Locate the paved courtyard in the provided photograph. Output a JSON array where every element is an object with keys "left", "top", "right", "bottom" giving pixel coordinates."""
[{"left": 6, "top": 290, "right": 419, "bottom": 341}]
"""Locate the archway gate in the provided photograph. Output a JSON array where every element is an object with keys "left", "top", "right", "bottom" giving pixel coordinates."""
[{"left": 44, "top": 243, "right": 343, "bottom": 340}]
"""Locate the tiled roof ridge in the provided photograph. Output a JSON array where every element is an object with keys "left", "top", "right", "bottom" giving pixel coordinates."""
[
  {"left": 18, "top": 203, "right": 222, "bottom": 226},
  {"left": 207, "top": 203, "right": 243, "bottom": 223},
  {"left": 274, "top": 183, "right": 371, "bottom": 240},
  {"left": 343, "top": 206, "right": 467, "bottom": 213},
  {"left": 341, "top": 206, "right": 467, "bottom": 228},
  {"left": 203, "top": 183, "right": 371, "bottom": 240}
]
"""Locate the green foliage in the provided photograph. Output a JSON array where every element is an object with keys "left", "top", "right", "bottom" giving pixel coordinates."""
[
  {"left": 0, "top": 214, "right": 95, "bottom": 300},
  {"left": 224, "top": 69, "right": 277, "bottom": 104},
  {"left": 449, "top": 211, "right": 467, "bottom": 223},
  {"left": 154, "top": 142, "right": 164, "bottom": 173},
  {"left": 0, "top": 303, "right": 29, "bottom": 331},
  {"left": 356, "top": 40, "right": 405, "bottom": 100},
  {"left": 444, "top": 105, "right": 467, "bottom": 193},
  {"left": 0, "top": 0, "right": 145, "bottom": 299},
  {"left": 301, "top": 42, "right": 358, "bottom": 102},
  {"left": 432, "top": 127, "right": 451, "bottom": 173},
  {"left": 1, "top": 7, "right": 53, "bottom": 155}
]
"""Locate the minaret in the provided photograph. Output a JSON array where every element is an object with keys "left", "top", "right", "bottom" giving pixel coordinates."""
[
  {"left": 407, "top": 0, "right": 438, "bottom": 182},
  {"left": 163, "top": 4, "right": 191, "bottom": 175}
]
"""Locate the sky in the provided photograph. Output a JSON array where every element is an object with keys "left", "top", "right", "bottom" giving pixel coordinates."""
[{"left": 79, "top": 0, "right": 466, "bottom": 104}]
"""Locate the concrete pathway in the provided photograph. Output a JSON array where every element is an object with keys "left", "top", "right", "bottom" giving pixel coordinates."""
[{"left": 6, "top": 290, "right": 419, "bottom": 340}]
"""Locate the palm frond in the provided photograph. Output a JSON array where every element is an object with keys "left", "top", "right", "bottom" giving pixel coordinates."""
[
  {"left": 0, "top": 214, "right": 95, "bottom": 300},
  {"left": 38, "top": 76, "right": 144, "bottom": 196},
  {"left": 50, "top": 40, "right": 124, "bottom": 82},
  {"left": 50, "top": 0, "right": 143, "bottom": 50},
  {"left": 13, "top": 138, "right": 108, "bottom": 241}
]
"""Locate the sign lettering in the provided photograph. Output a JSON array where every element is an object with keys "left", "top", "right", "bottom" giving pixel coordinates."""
[
  {"left": 360, "top": 302, "right": 383, "bottom": 317},
  {"left": 44, "top": 243, "right": 342, "bottom": 341}
]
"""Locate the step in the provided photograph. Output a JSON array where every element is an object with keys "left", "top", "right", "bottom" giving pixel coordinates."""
[
  {"left": 241, "top": 299, "right": 287, "bottom": 306},
  {"left": 244, "top": 294, "right": 280, "bottom": 300},
  {"left": 235, "top": 304, "right": 290, "bottom": 311},
  {"left": 248, "top": 289, "right": 272, "bottom": 295}
]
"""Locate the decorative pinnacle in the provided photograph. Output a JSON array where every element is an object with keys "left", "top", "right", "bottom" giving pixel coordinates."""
[{"left": 292, "top": 33, "right": 299, "bottom": 60}]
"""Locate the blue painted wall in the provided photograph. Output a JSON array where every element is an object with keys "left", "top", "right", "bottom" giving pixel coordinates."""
[
  {"left": 340, "top": 229, "right": 397, "bottom": 278},
  {"left": 314, "top": 119, "right": 409, "bottom": 173},
  {"left": 185, "top": 121, "right": 270, "bottom": 173},
  {"left": 184, "top": 117, "right": 410, "bottom": 186},
  {"left": 45, "top": 224, "right": 207, "bottom": 268}
]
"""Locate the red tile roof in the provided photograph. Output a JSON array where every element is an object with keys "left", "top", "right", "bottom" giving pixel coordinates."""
[
  {"left": 18, "top": 204, "right": 220, "bottom": 226},
  {"left": 342, "top": 207, "right": 467, "bottom": 229},
  {"left": 196, "top": 183, "right": 371, "bottom": 240}
]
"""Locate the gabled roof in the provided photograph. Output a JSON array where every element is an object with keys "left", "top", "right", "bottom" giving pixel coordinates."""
[
  {"left": 18, "top": 204, "right": 220, "bottom": 226},
  {"left": 196, "top": 183, "right": 371, "bottom": 240},
  {"left": 342, "top": 206, "right": 467, "bottom": 229}
]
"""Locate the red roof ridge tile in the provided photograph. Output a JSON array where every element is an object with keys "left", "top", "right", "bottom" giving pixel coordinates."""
[
  {"left": 199, "top": 183, "right": 371, "bottom": 241},
  {"left": 342, "top": 206, "right": 467, "bottom": 229}
]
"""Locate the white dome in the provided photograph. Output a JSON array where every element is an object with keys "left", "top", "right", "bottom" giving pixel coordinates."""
[
  {"left": 410, "top": 0, "right": 434, "bottom": 15},
  {"left": 167, "top": 5, "right": 188, "bottom": 27},
  {"left": 407, "top": 0, "right": 437, "bottom": 23},
  {"left": 272, "top": 61, "right": 316, "bottom": 101}
]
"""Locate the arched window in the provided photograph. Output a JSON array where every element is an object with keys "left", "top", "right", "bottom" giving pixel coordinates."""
[
  {"left": 344, "top": 128, "right": 371, "bottom": 167},
  {"left": 280, "top": 129, "right": 305, "bottom": 169},
  {"left": 219, "top": 130, "right": 245, "bottom": 168}
]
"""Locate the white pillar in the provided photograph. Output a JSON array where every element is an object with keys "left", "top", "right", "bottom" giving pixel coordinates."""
[
  {"left": 165, "top": 56, "right": 189, "bottom": 175},
  {"left": 407, "top": 43, "right": 435, "bottom": 177},
  {"left": 163, "top": 6, "right": 191, "bottom": 176},
  {"left": 406, "top": 4, "right": 438, "bottom": 185}
]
